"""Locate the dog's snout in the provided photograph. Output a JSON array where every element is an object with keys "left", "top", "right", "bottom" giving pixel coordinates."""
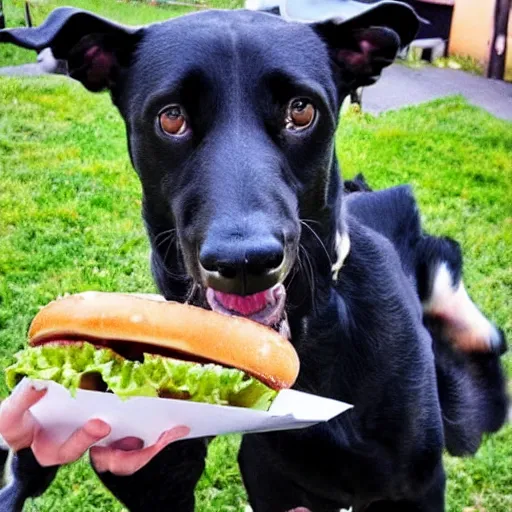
[{"left": 199, "top": 237, "right": 285, "bottom": 295}]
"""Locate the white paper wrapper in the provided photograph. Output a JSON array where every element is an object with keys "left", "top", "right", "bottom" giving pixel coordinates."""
[{"left": 15, "top": 378, "right": 352, "bottom": 447}]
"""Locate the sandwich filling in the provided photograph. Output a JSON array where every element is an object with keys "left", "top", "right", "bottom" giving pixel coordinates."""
[{"left": 5, "top": 341, "right": 277, "bottom": 410}]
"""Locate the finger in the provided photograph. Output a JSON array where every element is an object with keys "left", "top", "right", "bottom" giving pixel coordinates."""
[
  {"left": 109, "top": 437, "right": 144, "bottom": 451},
  {"left": 0, "top": 386, "right": 47, "bottom": 428},
  {"left": 0, "top": 386, "right": 47, "bottom": 450},
  {"left": 91, "top": 426, "right": 189, "bottom": 476},
  {"left": 33, "top": 418, "right": 111, "bottom": 466}
]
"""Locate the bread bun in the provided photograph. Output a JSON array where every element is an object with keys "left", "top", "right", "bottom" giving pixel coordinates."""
[{"left": 28, "top": 292, "right": 299, "bottom": 390}]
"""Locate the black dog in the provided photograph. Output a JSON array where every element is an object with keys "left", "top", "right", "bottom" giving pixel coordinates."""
[{"left": 0, "top": 3, "right": 508, "bottom": 511}]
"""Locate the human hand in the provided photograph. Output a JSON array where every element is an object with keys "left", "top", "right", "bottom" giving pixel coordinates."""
[
  {"left": 0, "top": 384, "right": 189, "bottom": 475},
  {"left": 0, "top": 385, "right": 110, "bottom": 466}
]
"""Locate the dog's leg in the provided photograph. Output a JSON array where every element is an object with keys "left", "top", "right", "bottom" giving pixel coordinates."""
[
  {"left": 0, "top": 441, "right": 10, "bottom": 488},
  {"left": 357, "top": 465, "right": 445, "bottom": 512},
  {"left": 238, "top": 436, "right": 342, "bottom": 512},
  {"left": 416, "top": 235, "right": 509, "bottom": 455},
  {"left": 92, "top": 438, "right": 207, "bottom": 512}
]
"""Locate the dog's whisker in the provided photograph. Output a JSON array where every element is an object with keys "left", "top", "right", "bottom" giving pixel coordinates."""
[
  {"left": 300, "top": 220, "right": 333, "bottom": 267},
  {"left": 153, "top": 227, "right": 176, "bottom": 241},
  {"left": 184, "top": 282, "right": 201, "bottom": 305},
  {"left": 285, "top": 258, "right": 300, "bottom": 291},
  {"left": 162, "top": 233, "right": 176, "bottom": 266},
  {"left": 161, "top": 268, "right": 187, "bottom": 281},
  {"left": 300, "top": 217, "right": 322, "bottom": 228},
  {"left": 154, "top": 228, "right": 177, "bottom": 248},
  {"left": 298, "top": 243, "right": 316, "bottom": 311},
  {"left": 158, "top": 238, "right": 189, "bottom": 282},
  {"left": 155, "top": 234, "right": 175, "bottom": 250}
]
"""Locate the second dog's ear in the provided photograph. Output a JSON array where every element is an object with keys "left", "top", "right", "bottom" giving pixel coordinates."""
[
  {"left": 316, "top": 23, "right": 402, "bottom": 87},
  {"left": 311, "top": 2, "right": 420, "bottom": 87},
  {"left": 0, "top": 7, "right": 143, "bottom": 92}
]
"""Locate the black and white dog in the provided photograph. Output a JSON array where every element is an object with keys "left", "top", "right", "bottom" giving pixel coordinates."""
[{"left": 0, "top": 1, "right": 508, "bottom": 511}]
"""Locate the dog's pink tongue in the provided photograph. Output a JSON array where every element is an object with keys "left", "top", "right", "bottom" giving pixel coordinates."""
[{"left": 213, "top": 290, "right": 268, "bottom": 316}]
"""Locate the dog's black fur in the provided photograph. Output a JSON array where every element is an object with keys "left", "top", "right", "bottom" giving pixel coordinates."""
[{"left": 0, "top": 5, "right": 508, "bottom": 512}]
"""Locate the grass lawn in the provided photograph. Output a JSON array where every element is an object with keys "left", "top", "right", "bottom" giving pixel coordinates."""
[
  {"left": 1, "top": 3, "right": 511, "bottom": 512},
  {"left": 0, "top": 0, "right": 244, "bottom": 67}
]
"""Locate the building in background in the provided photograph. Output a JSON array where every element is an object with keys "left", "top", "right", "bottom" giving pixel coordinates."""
[
  {"left": 403, "top": 0, "right": 511, "bottom": 81},
  {"left": 450, "top": 0, "right": 511, "bottom": 80}
]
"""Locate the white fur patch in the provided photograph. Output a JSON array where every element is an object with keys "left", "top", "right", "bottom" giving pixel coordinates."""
[
  {"left": 0, "top": 434, "right": 13, "bottom": 487},
  {"left": 422, "top": 263, "right": 453, "bottom": 313},
  {"left": 332, "top": 231, "right": 351, "bottom": 281},
  {"left": 423, "top": 263, "right": 496, "bottom": 351},
  {"left": 245, "top": 0, "right": 280, "bottom": 10}
]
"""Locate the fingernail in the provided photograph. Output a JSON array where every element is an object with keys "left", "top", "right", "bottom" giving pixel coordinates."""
[
  {"left": 159, "top": 426, "right": 190, "bottom": 444},
  {"left": 87, "top": 419, "right": 111, "bottom": 438},
  {"left": 26, "top": 386, "right": 47, "bottom": 401},
  {"left": 31, "top": 382, "right": 48, "bottom": 392},
  {"left": 175, "top": 426, "right": 190, "bottom": 437}
]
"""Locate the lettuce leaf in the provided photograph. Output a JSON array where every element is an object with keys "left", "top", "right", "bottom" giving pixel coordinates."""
[{"left": 5, "top": 342, "right": 277, "bottom": 410}]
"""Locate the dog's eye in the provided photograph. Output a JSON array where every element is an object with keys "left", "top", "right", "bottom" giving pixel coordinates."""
[
  {"left": 286, "top": 98, "right": 316, "bottom": 131},
  {"left": 159, "top": 105, "right": 188, "bottom": 136}
]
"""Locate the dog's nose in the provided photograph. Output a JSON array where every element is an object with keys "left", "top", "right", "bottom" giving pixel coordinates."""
[{"left": 199, "top": 237, "right": 285, "bottom": 295}]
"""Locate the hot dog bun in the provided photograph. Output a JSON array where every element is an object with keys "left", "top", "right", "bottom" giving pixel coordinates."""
[{"left": 28, "top": 291, "right": 299, "bottom": 390}]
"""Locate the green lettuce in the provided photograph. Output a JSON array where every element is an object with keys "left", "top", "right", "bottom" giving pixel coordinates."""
[{"left": 5, "top": 342, "right": 277, "bottom": 410}]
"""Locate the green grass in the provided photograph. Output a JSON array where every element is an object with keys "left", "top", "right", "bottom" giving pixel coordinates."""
[
  {"left": 1, "top": 3, "right": 511, "bottom": 511},
  {"left": 400, "top": 51, "right": 485, "bottom": 76},
  {"left": 433, "top": 55, "right": 484, "bottom": 76},
  {"left": 0, "top": 0, "right": 244, "bottom": 67}
]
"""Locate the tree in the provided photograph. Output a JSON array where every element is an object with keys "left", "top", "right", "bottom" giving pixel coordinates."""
[{"left": 487, "top": 0, "right": 511, "bottom": 80}]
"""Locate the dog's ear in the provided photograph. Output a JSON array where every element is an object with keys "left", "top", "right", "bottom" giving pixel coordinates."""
[
  {"left": 315, "top": 23, "right": 402, "bottom": 87},
  {"left": 0, "top": 7, "right": 143, "bottom": 92},
  {"left": 311, "top": 2, "right": 421, "bottom": 87}
]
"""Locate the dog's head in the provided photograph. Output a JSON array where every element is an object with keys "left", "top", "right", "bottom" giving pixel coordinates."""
[{"left": 0, "top": 2, "right": 419, "bottom": 335}]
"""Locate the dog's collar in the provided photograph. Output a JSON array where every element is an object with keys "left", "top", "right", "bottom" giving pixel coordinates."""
[{"left": 332, "top": 230, "right": 350, "bottom": 281}]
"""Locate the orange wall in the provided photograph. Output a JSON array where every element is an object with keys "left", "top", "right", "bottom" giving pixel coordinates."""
[
  {"left": 449, "top": 0, "right": 494, "bottom": 62},
  {"left": 449, "top": 0, "right": 512, "bottom": 80}
]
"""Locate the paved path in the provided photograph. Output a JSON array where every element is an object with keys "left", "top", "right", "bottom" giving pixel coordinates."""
[
  {"left": 1, "top": 61, "right": 512, "bottom": 121},
  {"left": 0, "top": 63, "right": 48, "bottom": 76},
  {"left": 363, "top": 64, "right": 512, "bottom": 121}
]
